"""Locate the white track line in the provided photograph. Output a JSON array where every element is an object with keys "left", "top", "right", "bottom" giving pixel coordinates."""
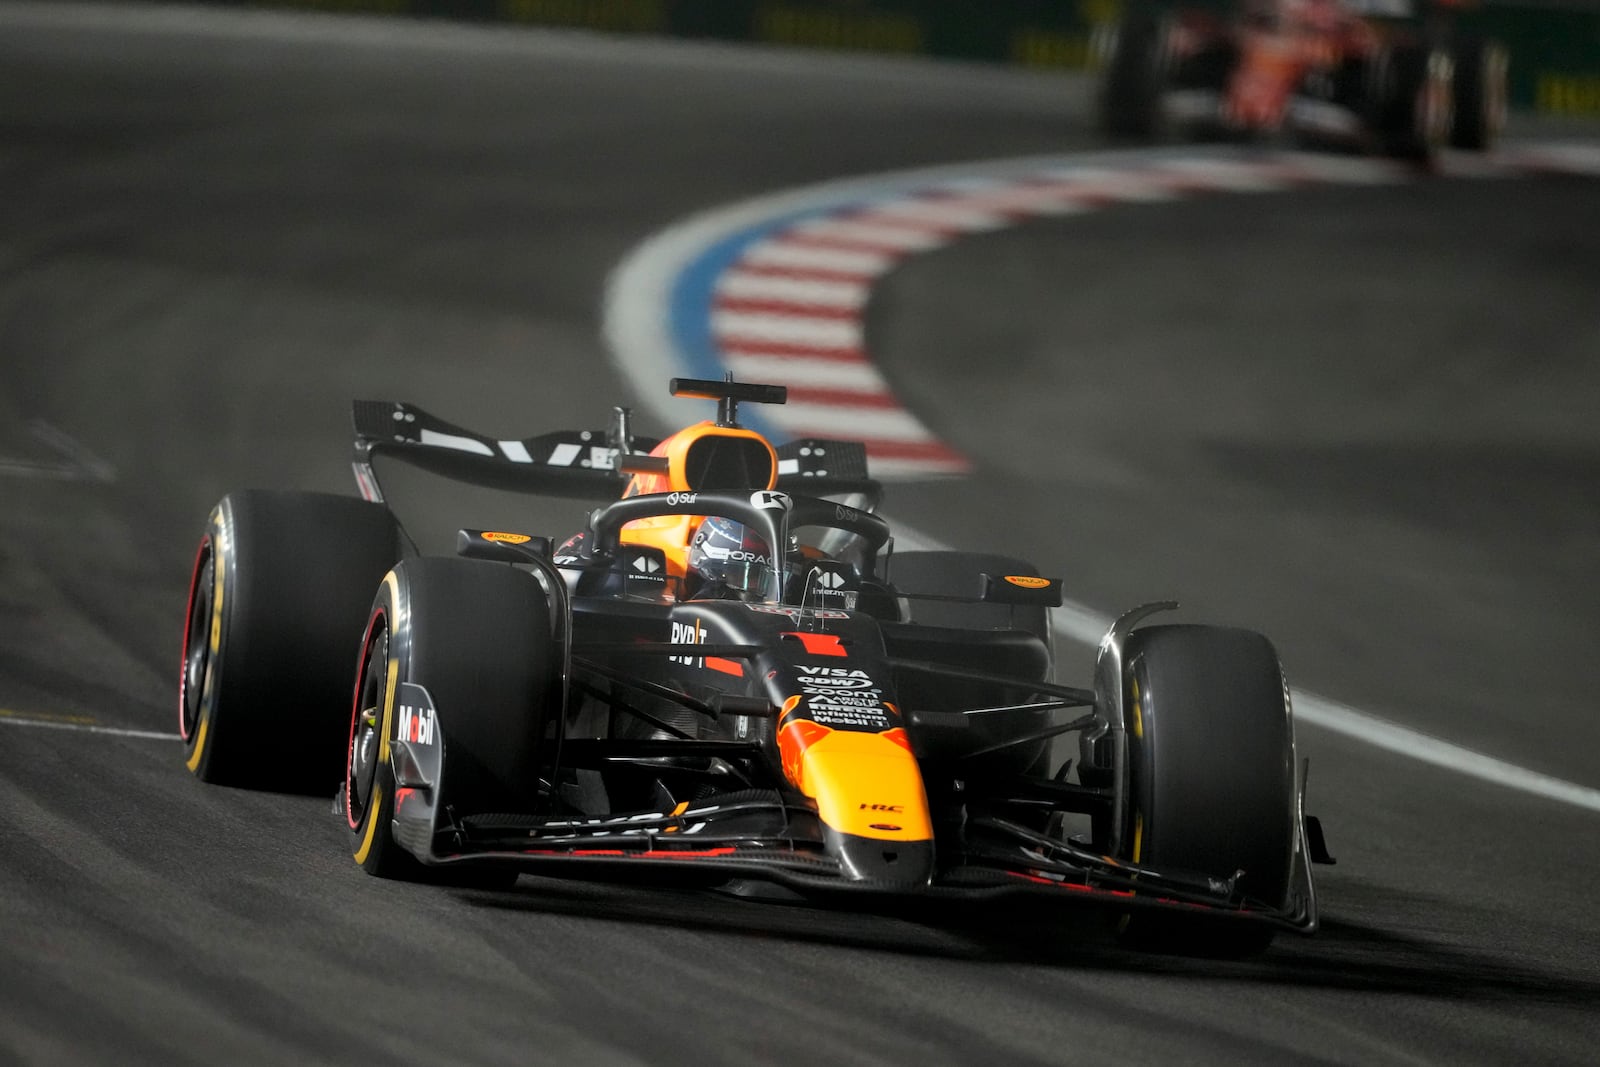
[
  {"left": 1288, "top": 693, "right": 1600, "bottom": 814},
  {"left": 0, "top": 714, "right": 177, "bottom": 741}
]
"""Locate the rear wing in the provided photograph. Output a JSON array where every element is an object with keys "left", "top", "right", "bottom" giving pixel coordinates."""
[
  {"left": 352, "top": 400, "right": 651, "bottom": 502},
  {"left": 350, "top": 399, "right": 880, "bottom": 505}
]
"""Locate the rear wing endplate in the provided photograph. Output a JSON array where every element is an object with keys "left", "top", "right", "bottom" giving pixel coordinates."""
[{"left": 775, "top": 438, "right": 879, "bottom": 506}]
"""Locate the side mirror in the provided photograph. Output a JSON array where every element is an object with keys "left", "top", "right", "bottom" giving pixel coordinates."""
[
  {"left": 455, "top": 529, "right": 553, "bottom": 565},
  {"left": 979, "top": 573, "right": 1064, "bottom": 608}
]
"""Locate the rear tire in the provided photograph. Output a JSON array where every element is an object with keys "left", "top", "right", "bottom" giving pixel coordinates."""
[
  {"left": 1101, "top": 14, "right": 1172, "bottom": 140},
  {"left": 1450, "top": 37, "right": 1507, "bottom": 151},
  {"left": 179, "top": 491, "right": 401, "bottom": 793},
  {"left": 1113, "top": 624, "right": 1295, "bottom": 956},
  {"left": 1378, "top": 44, "right": 1453, "bottom": 162},
  {"left": 345, "top": 558, "right": 557, "bottom": 881}
]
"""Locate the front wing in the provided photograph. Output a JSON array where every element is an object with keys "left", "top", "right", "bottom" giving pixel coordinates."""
[{"left": 388, "top": 764, "right": 1317, "bottom": 932}]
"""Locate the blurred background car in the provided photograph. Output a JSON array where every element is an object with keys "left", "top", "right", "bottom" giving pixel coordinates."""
[{"left": 1100, "top": 0, "right": 1508, "bottom": 159}]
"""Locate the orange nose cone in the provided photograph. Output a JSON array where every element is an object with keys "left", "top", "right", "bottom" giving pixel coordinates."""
[{"left": 781, "top": 727, "right": 933, "bottom": 843}]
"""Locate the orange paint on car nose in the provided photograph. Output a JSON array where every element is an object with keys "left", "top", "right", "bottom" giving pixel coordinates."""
[{"left": 778, "top": 721, "right": 933, "bottom": 842}]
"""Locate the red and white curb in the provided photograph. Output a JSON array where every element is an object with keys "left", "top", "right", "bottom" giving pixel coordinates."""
[{"left": 606, "top": 142, "right": 1600, "bottom": 480}]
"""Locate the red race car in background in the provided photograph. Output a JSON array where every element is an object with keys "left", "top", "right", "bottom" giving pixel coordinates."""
[{"left": 1100, "top": 0, "right": 1507, "bottom": 160}]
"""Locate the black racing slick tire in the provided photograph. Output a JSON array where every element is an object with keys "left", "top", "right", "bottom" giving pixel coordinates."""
[
  {"left": 345, "top": 557, "right": 557, "bottom": 881},
  {"left": 1115, "top": 624, "right": 1296, "bottom": 957},
  {"left": 1449, "top": 37, "right": 1508, "bottom": 151},
  {"left": 1378, "top": 44, "right": 1453, "bottom": 162},
  {"left": 179, "top": 490, "right": 402, "bottom": 793},
  {"left": 1100, "top": 13, "right": 1172, "bottom": 140}
]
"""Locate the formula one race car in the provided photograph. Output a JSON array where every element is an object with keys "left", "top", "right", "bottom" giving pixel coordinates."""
[
  {"left": 179, "top": 377, "right": 1331, "bottom": 954},
  {"left": 1100, "top": 0, "right": 1507, "bottom": 160}
]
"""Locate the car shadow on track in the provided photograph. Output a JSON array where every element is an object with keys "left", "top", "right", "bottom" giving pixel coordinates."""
[{"left": 452, "top": 875, "right": 1600, "bottom": 1009}]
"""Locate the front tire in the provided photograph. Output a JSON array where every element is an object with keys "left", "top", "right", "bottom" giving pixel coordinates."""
[
  {"left": 1114, "top": 624, "right": 1296, "bottom": 956},
  {"left": 345, "top": 558, "right": 558, "bottom": 880},
  {"left": 179, "top": 490, "right": 401, "bottom": 793}
]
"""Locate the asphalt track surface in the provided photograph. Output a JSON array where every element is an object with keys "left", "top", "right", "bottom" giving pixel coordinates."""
[{"left": 2, "top": 4, "right": 1598, "bottom": 1064}]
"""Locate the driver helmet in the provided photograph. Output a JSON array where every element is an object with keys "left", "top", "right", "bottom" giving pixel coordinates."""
[{"left": 687, "top": 516, "right": 775, "bottom": 599}]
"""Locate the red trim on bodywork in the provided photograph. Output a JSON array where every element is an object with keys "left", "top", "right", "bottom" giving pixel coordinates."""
[
  {"left": 1008, "top": 871, "right": 1135, "bottom": 898},
  {"left": 522, "top": 848, "right": 741, "bottom": 859},
  {"left": 1005, "top": 871, "right": 1260, "bottom": 913},
  {"left": 704, "top": 656, "right": 744, "bottom": 676},
  {"left": 783, "top": 631, "right": 847, "bottom": 657}
]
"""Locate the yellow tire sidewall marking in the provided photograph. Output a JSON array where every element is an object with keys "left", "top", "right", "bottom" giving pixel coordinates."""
[
  {"left": 353, "top": 785, "right": 384, "bottom": 865},
  {"left": 354, "top": 570, "right": 402, "bottom": 865},
  {"left": 183, "top": 717, "right": 209, "bottom": 773},
  {"left": 1113, "top": 672, "right": 1146, "bottom": 936},
  {"left": 1130, "top": 675, "right": 1145, "bottom": 864},
  {"left": 185, "top": 513, "right": 227, "bottom": 773}
]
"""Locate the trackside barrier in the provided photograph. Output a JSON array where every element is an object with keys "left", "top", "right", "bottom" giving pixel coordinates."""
[{"left": 124, "top": 0, "right": 1600, "bottom": 115}]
